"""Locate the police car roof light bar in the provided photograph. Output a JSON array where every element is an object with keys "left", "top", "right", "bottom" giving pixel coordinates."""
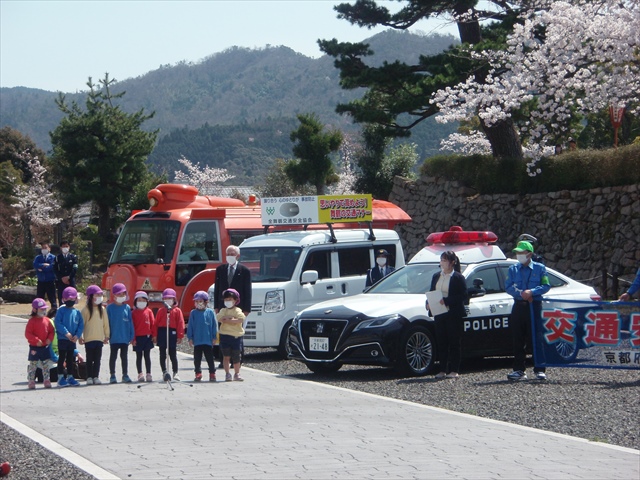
[{"left": 426, "top": 226, "right": 498, "bottom": 245}]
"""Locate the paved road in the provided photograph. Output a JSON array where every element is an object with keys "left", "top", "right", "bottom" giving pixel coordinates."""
[{"left": 1, "top": 313, "right": 638, "bottom": 479}]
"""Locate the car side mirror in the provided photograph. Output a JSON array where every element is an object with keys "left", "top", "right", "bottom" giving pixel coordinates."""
[
  {"left": 468, "top": 278, "right": 486, "bottom": 298},
  {"left": 301, "top": 270, "right": 319, "bottom": 285}
]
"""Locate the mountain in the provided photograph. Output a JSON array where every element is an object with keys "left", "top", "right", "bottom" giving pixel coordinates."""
[{"left": 0, "top": 30, "right": 458, "bottom": 183}]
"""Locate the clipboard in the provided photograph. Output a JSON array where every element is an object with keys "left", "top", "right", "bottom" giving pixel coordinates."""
[{"left": 425, "top": 290, "right": 448, "bottom": 316}]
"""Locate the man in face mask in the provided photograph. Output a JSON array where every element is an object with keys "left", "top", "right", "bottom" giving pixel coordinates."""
[
  {"left": 33, "top": 241, "right": 57, "bottom": 311},
  {"left": 365, "top": 249, "right": 395, "bottom": 288},
  {"left": 54, "top": 240, "right": 79, "bottom": 306},
  {"left": 505, "top": 240, "right": 551, "bottom": 381}
]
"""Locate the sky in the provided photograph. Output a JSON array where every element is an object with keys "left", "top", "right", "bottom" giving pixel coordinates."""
[{"left": 1, "top": 0, "right": 457, "bottom": 93}]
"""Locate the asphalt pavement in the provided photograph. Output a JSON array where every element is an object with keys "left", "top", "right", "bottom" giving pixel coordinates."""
[{"left": 1, "top": 312, "right": 638, "bottom": 480}]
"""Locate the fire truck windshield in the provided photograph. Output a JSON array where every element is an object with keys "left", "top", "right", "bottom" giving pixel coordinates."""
[
  {"left": 109, "top": 220, "right": 181, "bottom": 265},
  {"left": 241, "top": 247, "right": 302, "bottom": 282}
]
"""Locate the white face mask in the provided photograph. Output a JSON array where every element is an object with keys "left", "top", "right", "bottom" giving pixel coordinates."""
[
  {"left": 94, "top": 296, "right": 104, "bottom": 305},
  {"left": 37, "top": 310, "right": 47, "bottom": 317},
  {"left": 61, "top": 247, "right": 69, "bottom": 254},
  {"left": 41, "top": 249, "right": 49, "bottom": 255},
  {"left": 136, "top": 301, "right": 147, "bottom": 310},
  {"left": 164, "top": 298, "right": 174, "bottom": 307},
  {"left": 517, "top": 254, "right": 530, "bottom": 265},
  {"left": 376, "top": 257, "right": 387, "bottom": 267},
  {"left": 195, "top": 301, "right": 206, "bottom": 310},
  {"left": 224, "top": 300, "right": 235, "bottom": 309},
  {"left": 115, "top": 295, "right": 126, "bottom": 304},
  {"left": 226, "top": 255, "right": 238, "bottom": 266}
]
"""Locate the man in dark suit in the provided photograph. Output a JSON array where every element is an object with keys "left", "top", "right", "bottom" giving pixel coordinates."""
[
  {"left": 365, "top": 249, "right": 395, "bottom": 287},
  {"left": 213, "top": 245, "right": 252, "bottom": 364}
]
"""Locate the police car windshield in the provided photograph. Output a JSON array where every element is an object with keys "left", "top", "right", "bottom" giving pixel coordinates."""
[
  {"left": 367, "top": 264, "right": 443, "bottom": 295},
  {"left": 240, "top": 247, "right": 302, "bottom": 282}
]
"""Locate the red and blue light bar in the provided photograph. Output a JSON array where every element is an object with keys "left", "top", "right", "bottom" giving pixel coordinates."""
[{"left": 427, "top": 226, "right": 498, "bottom": 245}]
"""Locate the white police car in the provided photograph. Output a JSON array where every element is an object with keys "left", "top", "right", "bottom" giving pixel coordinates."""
[{"left": 288, "top": 227, "right": 601, "bottom": 375}]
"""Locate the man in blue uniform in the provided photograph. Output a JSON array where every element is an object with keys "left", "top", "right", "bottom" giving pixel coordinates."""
[
  {"left": 54, "top": 240, "right": 78, "bottom": 306},
  {"left": 505, "top": 240, "right": 550, "bottom": 381},
  {"left": 33, "top": 241, "right": 57, "bottom": 310},
  {"left": 365, "top": 249, "right": 395, "bottom": 288}
]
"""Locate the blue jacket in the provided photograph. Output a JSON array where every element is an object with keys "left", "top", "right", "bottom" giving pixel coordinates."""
[
  {"left": 33, "top": 253, "right": 56, "bottom": 282},
  {"left": 106, "top": 303, "right": 135, "bottom": 344},
  {"left": 505, "top": 261, "right": 551, "bottom": 301},
  {"left": 627, "top": 267, "right": 640, "bottom": 297},
  {"left": 54, "top": 306, "right": 84, "bottom": 340},
  {"left": 187, "top": 308, "right": 218, "bottom": 346}
]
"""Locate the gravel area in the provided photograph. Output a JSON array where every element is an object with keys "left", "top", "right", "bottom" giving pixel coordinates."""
[{"left": 2, "top": 342, "right": 638, "bottom": 479}]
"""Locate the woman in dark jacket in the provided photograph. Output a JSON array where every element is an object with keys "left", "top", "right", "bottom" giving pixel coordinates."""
[{"left": 427, "top": 251, "right": 468, "bottom": 379}]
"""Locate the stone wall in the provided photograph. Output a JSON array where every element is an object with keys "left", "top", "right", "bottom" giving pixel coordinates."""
[{"left": 389, "top": 175, "right": 640, "bottom": 298}]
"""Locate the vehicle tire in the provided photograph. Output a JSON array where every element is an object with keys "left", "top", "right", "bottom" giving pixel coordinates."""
[
  {"left": 395, "top": 325, "right": 434, "bottom": 376},
  {"left": 276, "top": 322, "right": 292, "bottom": 359},
  {"left": 305, "top": 362, "right": 342, "bottom": 374}
]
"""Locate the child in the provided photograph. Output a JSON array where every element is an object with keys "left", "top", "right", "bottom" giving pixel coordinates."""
[
  {"left": 106, "top": 283, "right": 135, "bottom": 384},
  {"left": 132, "top": 291, "right": 155, "bottom": 382},
  {"left": 25, "top": 298, "right": 56, "bottom": 389},
  {"left": 54, "top": 287, "right": 84, "bottom": 387},
  {"left": 187, "top": 291, "right": 218, "bottom": 382},
  {"left": 154, "top": 288, "right": 185, "bottom": 381},
  {"left": 216, "top": 288, "right": 246, "bottom": 382},
  {"left": 80, "top": 285, "right": 110, "bottom": 385}
]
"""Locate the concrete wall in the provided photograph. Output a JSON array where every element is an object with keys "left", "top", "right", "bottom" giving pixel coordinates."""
[{"left": 389, "top": 175, "right": 640, "bottom": 298}]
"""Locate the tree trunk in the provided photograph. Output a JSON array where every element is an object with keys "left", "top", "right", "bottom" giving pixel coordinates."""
[
  {"left": 97, "top": 202, "right": 111, "bottom": 238},
  {"left": 480, "top": 118, "right": 524, "bottom": 161}
]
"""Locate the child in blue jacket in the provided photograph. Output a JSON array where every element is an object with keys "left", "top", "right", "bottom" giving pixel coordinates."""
[
  {"left": 187, "top": 291, "right": 218, "bottom": 382},
  {"left": 54, "top": 287, "right": 84, "bottom": 387},
  {"left": 106, "top": 283, "right": 135, "bottom": 384}
]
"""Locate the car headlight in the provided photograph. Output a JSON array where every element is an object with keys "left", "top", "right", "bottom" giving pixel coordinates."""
[
  {"left": 353, "top": 314, "right": 401, "bottom": 332},
  {"left": 291, "top": 313, "right": 300, "bottom": 329},
  {"left": 264, "top": 290, "right": 285, "bottom": 313}
]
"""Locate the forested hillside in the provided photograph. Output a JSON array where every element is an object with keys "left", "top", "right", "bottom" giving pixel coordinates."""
[{"left": 0, "top": 30, "right": 458, "bottom": 183}]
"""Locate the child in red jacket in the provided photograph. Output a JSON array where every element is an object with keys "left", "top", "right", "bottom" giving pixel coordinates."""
[
  {"left": 25, "top": 298, "right": 56, "bottom": 389},
  {"left": 132, "top": 291, "right": 155, "bottom": 382},
  {"left": 154, "top": 288, "right": 185, "bottom": 381}
]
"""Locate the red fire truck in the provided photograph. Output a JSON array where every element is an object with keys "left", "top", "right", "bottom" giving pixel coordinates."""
[{"left": 101, "top": 183, "right": 411, "bottom": 312}]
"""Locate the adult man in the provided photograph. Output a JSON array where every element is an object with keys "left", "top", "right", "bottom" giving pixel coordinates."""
[
  {"left": 365, "top": 249, "right": 395, "bottom": 287},
  {"left": 54, "top": 240, "right": 78, "bottom": 305},
  {"left": 213, "top": 245, "right": 252, "bottom": 364},
  {"left": 618, "top": 267, "right": 640, "bottom": 301},
  {"left": 504, "top": 240, "right": 550, "bottom": 381},
  {"left": 33, "top": 241, "right": 57, "bottom": 310}
]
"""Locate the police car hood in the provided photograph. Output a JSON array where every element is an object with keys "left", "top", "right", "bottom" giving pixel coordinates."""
[{"left": 299, "top": 292, "right": 427, "bottom": 320}]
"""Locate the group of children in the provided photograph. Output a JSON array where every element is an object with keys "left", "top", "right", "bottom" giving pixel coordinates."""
[{"left": 25, "top": 283, "right": 246, "bottom": 388}]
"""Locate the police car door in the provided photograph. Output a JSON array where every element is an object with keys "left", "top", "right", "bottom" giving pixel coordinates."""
[{"left": 462, "top": 264, "right": 513, "bottom": 357}]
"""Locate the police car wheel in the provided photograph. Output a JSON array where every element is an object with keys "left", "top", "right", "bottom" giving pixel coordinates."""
[
  {"left": 395, "top": 325, "right": 434, "bottom": 376},
  {"left": 305, "top": 362, "right": 342, "bottom": 374}
]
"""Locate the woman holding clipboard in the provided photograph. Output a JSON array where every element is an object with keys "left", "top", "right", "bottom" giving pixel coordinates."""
[{"left": 426, "top": 251, "right": 468, "bottom": 379}]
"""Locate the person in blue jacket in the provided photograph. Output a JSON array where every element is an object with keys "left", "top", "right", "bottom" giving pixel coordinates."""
[
  {"left": 505, "top": 241, "right": 551, "bottom": 382},
  {"left": 54, "top": 287, "right": 84, "bottom": 387},
  {"left": 187, "top": 291, "right": 218, "bottom": 382},
  {"left": 33, "top": 241, "right": 57, "bottom": 310},
  {"left": 106, "top": 283, "right": 135, "bottom": 384},
  {"left": 619, "top": 267, "right": 640, "bottom": 301}
]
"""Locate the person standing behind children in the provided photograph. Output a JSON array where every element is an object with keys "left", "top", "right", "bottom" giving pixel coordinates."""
[
  {"left": 187, "top": 291, "right": 218, "bottom": 382},
  {"left": 54, "top": 240, "right": 78, "bottom": 306},
  {"left": 132, "top": 291, "right": 155, "bottom": 383},
  {"left": 54, "top": 287, "right": 83, "bottom": 387},
  {"left": 154, "top": 288, "right": 185, "bottom": 382},
  {"left": 106, "top": 283, "right": 135, "bottom": 384},
  {"left": 25, "top": 298, "right": 56, "bottom": 389},
  {"left": 80, "top": 285, "right": 109, "bottom": 385},
  {"left": 217, "top": 288, "right": 246, "bottom": 382},
  {"left": 33, "top": 241, "right": 57, "bottom": 311}
]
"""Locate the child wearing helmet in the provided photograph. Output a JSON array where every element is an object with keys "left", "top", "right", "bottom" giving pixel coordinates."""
[
  {"left": 106, "top": 283, "right": 135, "bottom": 384},
  {"left": 216, "top": 288, "right": 246, "bottom": 382},
  {"left": 132, "top": 291, "right": 155, "bottom": 382},
  {"left": 54, "top": 287, "right": 84, "bottom": 387},
  {"left": 154, "top": 288, "right": 185, "bottom": 381},
  {"left": 187, "top": 291, "right": 218, "bottom": 382},
  {"left": 80, "top": 285, "right": 110, "bottom": 385},
  {"left": 25, "top": 298, "right": 56, "bottom": 389}
]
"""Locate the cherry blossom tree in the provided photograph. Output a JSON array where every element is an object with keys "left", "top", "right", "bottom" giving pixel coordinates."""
[
  {"left": 432, "top": 0, "right": 640, "bottom": 174},
  {"left": 173, "top": 155, "right": 234, "bottom": 195},
  {"left": 11, "top": 151, "right": 61, "bottom": 247},
  {"left": 328, "top": 133, "right": 358, "bottom": 195}
]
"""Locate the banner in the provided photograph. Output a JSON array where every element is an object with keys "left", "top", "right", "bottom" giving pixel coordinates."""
[
  {"left": 532, "top": 299, "right": 640, "bottom": 369},
  {"left": 261, "top": 195, "right": 373, "bottom": 226}
]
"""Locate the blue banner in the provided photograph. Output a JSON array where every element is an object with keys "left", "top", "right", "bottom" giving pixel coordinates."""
[{"left": 532, "top": 299, "right": 640, "bottom": 369}]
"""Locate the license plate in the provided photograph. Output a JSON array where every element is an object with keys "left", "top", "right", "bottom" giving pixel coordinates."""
[{"left": 309, "top": 337, "right": 329, "bottom": 352}]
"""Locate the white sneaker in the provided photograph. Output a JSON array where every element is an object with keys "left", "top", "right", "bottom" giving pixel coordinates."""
[
  {"left": 93, "top": 377, "right": 102, "bottom": 385},
  {"left": 173, "top": 372, "right": 181, "bottom": 381},
  {"left": 535, "top": 372, "right": 547, "bottom": 380},
  {"left": 86, "top": 377, "right": 94, "bottom": 385}
]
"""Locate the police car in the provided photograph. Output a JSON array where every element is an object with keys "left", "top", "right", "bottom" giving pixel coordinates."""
[{"left": 287, "top": 227, "right": 601, "bottom": 376}]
